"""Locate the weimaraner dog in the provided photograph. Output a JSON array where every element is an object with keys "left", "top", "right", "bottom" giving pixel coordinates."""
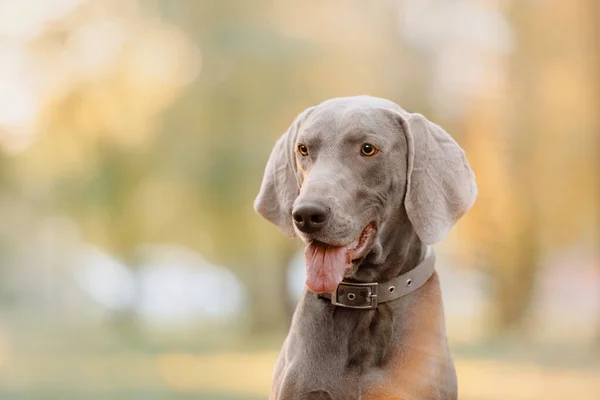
[{"left": 254, "top": 96, "right": 477, "bottom": 400}]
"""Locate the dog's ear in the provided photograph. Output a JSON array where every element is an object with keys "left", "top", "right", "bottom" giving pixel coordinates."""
[
  {"left": 254, "top": 107, "right": 314, "bottom": 236},
  {"left": 395, "top": 111, "right": 477, "bottom": 244}
]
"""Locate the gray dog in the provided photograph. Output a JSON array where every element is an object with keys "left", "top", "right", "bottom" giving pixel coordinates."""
[{"left": 254, "top": 96, "right": 476, "bottom": 400}]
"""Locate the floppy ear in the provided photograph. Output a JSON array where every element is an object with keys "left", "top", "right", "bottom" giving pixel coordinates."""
[
  {"left": 254, "top": 107, "right": 314, "bottom": 236},
  {"left": 397, "top": 111, "right": 477, "bottom": 244}
]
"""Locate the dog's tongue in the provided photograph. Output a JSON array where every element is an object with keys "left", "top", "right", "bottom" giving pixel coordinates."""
[{"left": 305, "top": 242, "right": 351, "bottom": 293}]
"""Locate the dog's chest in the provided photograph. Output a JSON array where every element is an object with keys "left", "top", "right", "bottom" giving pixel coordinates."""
[
  {"left": 274, "top": 351, "right": 389, "bottom": 400},
  {"left": 273, "top": 298, "right": 394, "bottom": 400},
  {"left": 275, "top": 351, "right": 362, "bottom": 400}
]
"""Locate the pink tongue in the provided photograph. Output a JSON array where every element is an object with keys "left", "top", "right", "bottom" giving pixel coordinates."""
[{"left": 305, "top": 242, "right": 351, "bottom": 293}]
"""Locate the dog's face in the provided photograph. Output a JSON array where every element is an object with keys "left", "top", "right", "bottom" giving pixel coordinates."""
[
  {"left": 292, "top": 100, "right": 407, "bottom": 271},
  {"left": 255, "top": 96, "right": 476, "bottom": 293}
]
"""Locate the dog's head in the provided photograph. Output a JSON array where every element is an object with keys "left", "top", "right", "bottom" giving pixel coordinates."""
[{"left": 255, "top": 96, "right": 476, "bottom": 293}]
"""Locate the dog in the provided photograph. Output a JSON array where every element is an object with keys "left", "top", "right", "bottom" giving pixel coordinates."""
[{"left": 254, "top": 96, "right": 477, "bottom": 399}]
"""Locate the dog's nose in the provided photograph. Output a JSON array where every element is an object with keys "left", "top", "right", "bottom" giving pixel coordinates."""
[{"left": 292, "top": 202, "right": 330, "bottom": 233}]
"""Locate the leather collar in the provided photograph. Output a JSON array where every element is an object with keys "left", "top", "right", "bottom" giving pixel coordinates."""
[{"left": 318, "top": 247, "right": 436, "bottom": 310}]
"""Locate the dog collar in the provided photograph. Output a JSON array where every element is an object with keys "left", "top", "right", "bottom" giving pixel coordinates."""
[{"left": 318, "top": 248, "right": 436, "bottom": 310}]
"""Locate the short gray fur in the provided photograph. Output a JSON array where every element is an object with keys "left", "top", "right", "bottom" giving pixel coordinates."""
[{"left": 254, "top": 96, "right": 477, "bottom": 400}]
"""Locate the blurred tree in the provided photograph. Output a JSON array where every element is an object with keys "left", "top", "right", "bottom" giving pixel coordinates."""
[
  {"left": 9, "top": 0, "right": 312, "bottom": 332},
  {"left": 5, "top": 0, "right": 596, "bottom": 341},
  {"left": 591, "top": 0, "right": 600, "bottom": 349},
  {"left": 461, "top": 0, "right": 600, "bottom": 336}
]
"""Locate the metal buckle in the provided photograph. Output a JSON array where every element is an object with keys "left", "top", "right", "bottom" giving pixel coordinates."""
[{"left": 331, "top": 282, "right": 378, "bottom": 309}]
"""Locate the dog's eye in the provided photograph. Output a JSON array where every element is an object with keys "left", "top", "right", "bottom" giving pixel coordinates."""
[
  {"left": 361, "top": 143, "right": 378, "bottom": 156},
  {"left": 298, "top": 144, "right": 309, "bottom": 156}
]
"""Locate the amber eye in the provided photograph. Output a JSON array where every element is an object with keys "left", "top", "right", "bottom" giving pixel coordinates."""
[
  {"left": 298, "top": 144, "right": 309, "bottom": 156},
  {"left": 361, "top": 143, "right": 378, "bottom": 156}
]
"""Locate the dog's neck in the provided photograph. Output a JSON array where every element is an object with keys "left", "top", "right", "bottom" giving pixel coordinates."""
[
  {"left": 301, "top": 213, "right": 431, "bottom": 372},
  {"left": 351, "top": 210, "right": 424, "bottom": 284}
]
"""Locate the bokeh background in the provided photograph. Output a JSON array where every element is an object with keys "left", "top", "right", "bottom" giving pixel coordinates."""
[{"left": 0, "top": 0, "right": 599, "bottom": 399}]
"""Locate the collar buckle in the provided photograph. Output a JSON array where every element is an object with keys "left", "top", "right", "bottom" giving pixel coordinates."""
[{"left": 331, "top": 282, "right": 378, "bottom": 309}]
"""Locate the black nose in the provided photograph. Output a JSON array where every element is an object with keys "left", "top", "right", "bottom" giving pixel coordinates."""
[{"left": 292, "top": 202, "right": 330, "bottom": 233}]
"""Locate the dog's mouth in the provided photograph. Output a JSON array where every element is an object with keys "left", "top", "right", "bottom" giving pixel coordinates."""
[{"left": 304, "top": 222, "right": 377, "bottom": 294}]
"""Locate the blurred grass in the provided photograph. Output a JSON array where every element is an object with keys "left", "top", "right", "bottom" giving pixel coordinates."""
[
  {"left": 1, "top": 343, "right": 598, "bottom": 399},
  {"left": 1, "top": 317, "right": 599, "bottom": 399}
]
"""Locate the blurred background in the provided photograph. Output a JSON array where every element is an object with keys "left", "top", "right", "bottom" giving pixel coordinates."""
[{"left": 0, "top": 0, "right": 598, "bottom": 399}]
